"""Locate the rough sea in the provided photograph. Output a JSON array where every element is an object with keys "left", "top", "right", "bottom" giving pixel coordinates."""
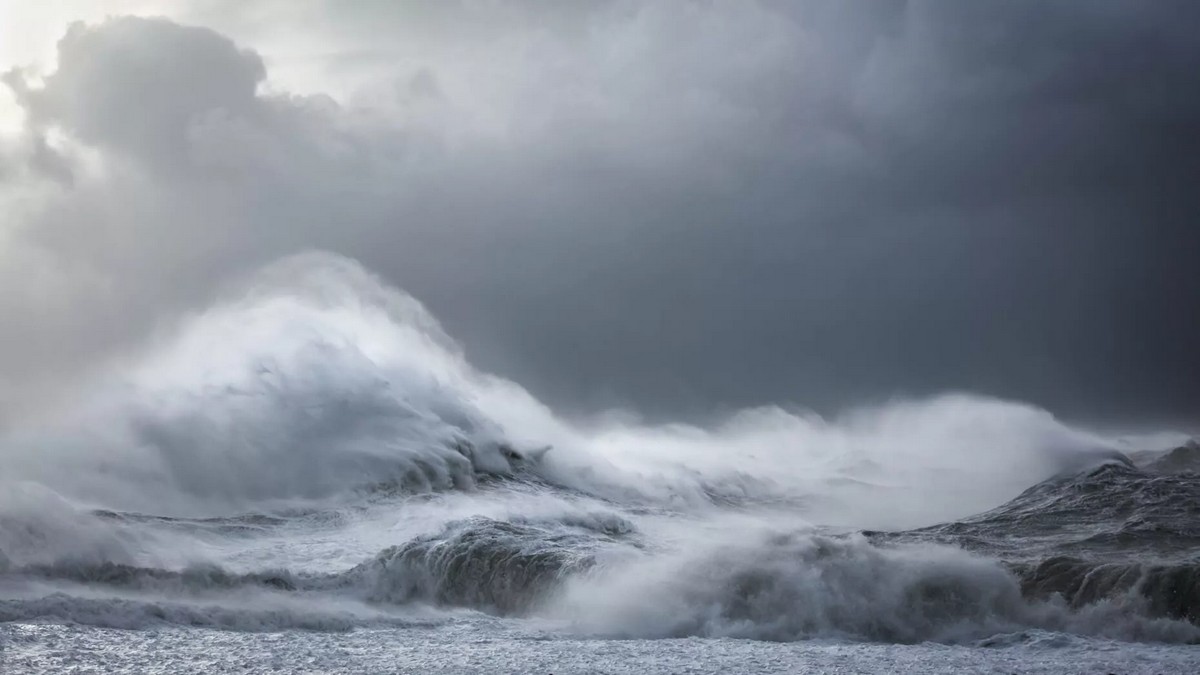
[{"left": 2, "top": 254, "right": 1197, "bottom": 674}]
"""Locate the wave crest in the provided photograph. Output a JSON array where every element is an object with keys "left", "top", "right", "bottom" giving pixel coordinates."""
[
  {"left": 554, "top": 531, "right": 1200, "bottom": 644},
  {"left": 345, "top": 517, "right": 605, "bottom": 614}
]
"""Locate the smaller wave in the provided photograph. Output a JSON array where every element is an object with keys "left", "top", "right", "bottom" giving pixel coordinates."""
[
  {"left": 0, "top": 593, "right": 439, "bottom": 632},
  {"left": 5, "top": 512, "right": 1198, "bottom": 643},
  {"left": 12, "top": 561, "right": 303, "bottom": 595},
  {"left": 549, "top": 530, "right": 1200, "bottom": 644},
  {"left": 0, "top": 510, "right": 635, "bottom": 631},
  {"left": 341, "top": 516, "right": 620, "bottom": 615},
  {"left": 0, "top": 559, "right": 456, "bottom": 632},
  {"left": 1016, "top": 556, "right": 1200, "bottom": 624}
]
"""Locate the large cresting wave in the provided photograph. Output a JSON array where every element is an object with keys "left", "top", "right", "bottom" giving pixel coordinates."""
[{"left": 1, "top": 252, "right": 1195, "bottom": 644}]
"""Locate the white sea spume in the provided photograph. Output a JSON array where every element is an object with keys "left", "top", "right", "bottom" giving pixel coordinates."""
[{"left": 2, "top": 252, "right": 1190, "bottom": 644}]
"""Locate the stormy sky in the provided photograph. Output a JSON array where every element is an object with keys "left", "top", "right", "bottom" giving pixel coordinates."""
[{"left": 1, "top": 1, "right": 1197, "bottom": 428}]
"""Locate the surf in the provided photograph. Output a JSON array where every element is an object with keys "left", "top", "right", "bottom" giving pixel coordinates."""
[{"left": 1, "top": 252, "right": 1195, "bottom": 645}]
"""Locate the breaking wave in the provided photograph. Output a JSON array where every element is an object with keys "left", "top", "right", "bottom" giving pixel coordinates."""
[
  {"left": 553, "top": 529, "right": 1199, "bottom": 644},
  {"left": 5, "top": 512, "right": 1197, "bottom": 643},
  {"left": 1, "top": 252, "right": 1196, "bottom": 644}
]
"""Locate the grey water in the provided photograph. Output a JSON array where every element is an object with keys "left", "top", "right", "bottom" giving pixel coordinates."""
[{"left": 2, "top": 255, "right": 1197, "bottom": 674}]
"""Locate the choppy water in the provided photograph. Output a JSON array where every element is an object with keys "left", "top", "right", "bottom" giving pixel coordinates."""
[{"left": 2, "top": 254, "right": 1197, "bottom": 673}]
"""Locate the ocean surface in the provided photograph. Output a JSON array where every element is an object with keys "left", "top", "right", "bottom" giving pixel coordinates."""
[{"left": 2, "top": 254, "right": 1198, "bottom": 674}]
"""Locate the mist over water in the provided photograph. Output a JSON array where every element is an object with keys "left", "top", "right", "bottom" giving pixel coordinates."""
[
  {"left": 2, "top": 253, "right": 1114, "bottom": 523},
  {"left": 1, "top": 253, "right": 1197, "bottom": 649}
]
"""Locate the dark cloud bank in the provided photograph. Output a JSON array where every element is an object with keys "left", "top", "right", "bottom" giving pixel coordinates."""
[{"left": 1, "top": 1, "right": 1198, "bottom": 428}]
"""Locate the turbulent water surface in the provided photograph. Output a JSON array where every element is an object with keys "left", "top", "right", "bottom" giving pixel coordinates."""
[{"left": 2, "top": 255, "right": 1198, "bottom": 674}]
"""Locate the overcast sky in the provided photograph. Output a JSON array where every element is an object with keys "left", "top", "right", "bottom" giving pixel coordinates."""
[{"left": 1, "top": 1, "right": 1197, "bottom": 428}]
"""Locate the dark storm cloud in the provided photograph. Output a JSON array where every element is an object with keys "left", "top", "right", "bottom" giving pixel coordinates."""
[{"left": 1, "top": 1, "right": 1197, "bottom": 427}]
